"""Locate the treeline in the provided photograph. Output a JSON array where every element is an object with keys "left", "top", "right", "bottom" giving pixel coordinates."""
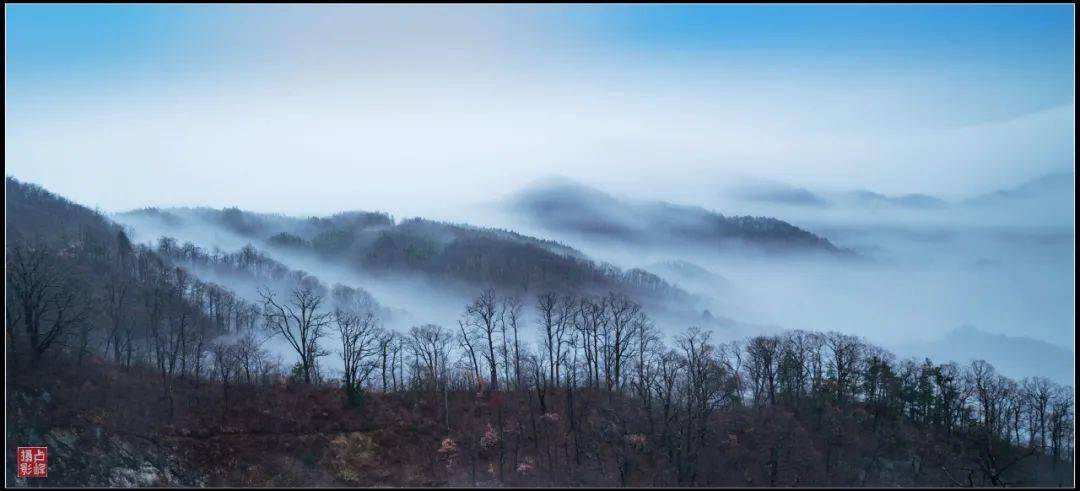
[
  {"left": 6, "top": 179, "right": 288, "bottom": 413},
  {"left": 510, "top": 181, "right": 848, "bottom": 253},
  {"left": 124, "top": 206, "right": 691, "bottom": 304},
  {"left": 5, "top": 234, "right": 277, "bottom": 412},
  {"left": 157, "top": 238, "right": 293, "bottom": 284},
  {"left": 9, "top": 241, "right": 1074, "bottom": 484},
  {"left": 252, "top": 282, "right": 1074, "bottom": 485}
]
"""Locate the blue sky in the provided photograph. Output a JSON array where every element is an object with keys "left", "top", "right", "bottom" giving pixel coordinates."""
[
  {"left": 5, "top": 4, "right": 1075, "bottom": 215},
  {"left": 8, "top": 5, "right": 1072, "bottom": 78}
]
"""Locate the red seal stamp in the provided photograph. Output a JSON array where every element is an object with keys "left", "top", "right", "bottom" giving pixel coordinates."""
[{"left": 17, "top": 447, "right": 48, "bottom": 478}]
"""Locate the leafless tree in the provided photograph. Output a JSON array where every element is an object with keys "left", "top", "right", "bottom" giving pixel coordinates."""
[
  {"left": 632, "top": 309, "right": 660, "bottom": 417},
  {"left": 210, "top": 340, "right": 241, "bottom": 410},
  {"left": 259, "top": 284, "right": 332, "bottom": 384},
  {"left": 747, "top": 335, "right": 781, "bottom": 406},
  {"left": 457, "top": 319, "right": 482, "bottom": 389},
  {"left": 1022, "top": 376, "right": 1054, "bottom": 454},
  {"left": 408, "top": 323, "right": 454, "bottom": 427},
  {"left": 103, "top": 273, "right": 130, "bottom": 364},
  {"left": 234, "top": 330, "right": 272, "bottom": 385},
  {"left": 377, "top": 330, "right": 404, "bottom": 392},
  {"left": 499, "top": 295, "right": 525, "bottom": 390},
  {"left": 824, "top": 332, "right": 863, "bottom": 403},
  {"left": 677, "top": 326, "right": 727, "bottom": 484},
  {"left": 575, "top": 295, "right": 607, "bottom": 388},
  {"left": 7, "top": 244, "right": 90, "bottom": 363},
  {"left": 604, "top": 292, "right": 640, "bottom": 392},
  {"left": 1047, "top": 385, "right": 1074, "bottom": 465},
  {"left": 334, "top": 305, "right": 381, "bottom": 395},
  {"left": 464, "top": 288, "right": 501, "bottom": 391},
  {"left": 536, "top": 291, "right": 575, "bottom": 388}
]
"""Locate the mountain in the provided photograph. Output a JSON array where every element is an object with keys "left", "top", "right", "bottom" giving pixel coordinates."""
[
  {"left": 116, "top": 205, "right": 695, "bottom": 309},
  {"left": 507, "top": 180, "right": 848, "bottom": 254},
  {"left": 959, "top": 171, "right": 1075, "bottom": 227},
  {"left": 6, "top": 175, "right": 124, "bottom": 246},
  {"left": 734, "top": 182, "right": 831, "bottom": 207},
  {"left": 895, "top": 325, "right": 1075, "bottom": 385},
  {"left": 6, "top": 176, "right": 1074, "bottom": 487},
  {"left": 848, "top": 190, "right": 949, "bottom": 209},
  {"left": 5, "top": 176, "right": 267, "bottom": 365},
  {"left": 965, "top": 171, "right": 1075, "bottom": 206}
]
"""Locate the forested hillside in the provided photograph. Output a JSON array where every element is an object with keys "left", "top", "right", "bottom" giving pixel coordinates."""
[
  {"left": 5, "top": 177, "right": 1075, "bottom": 487},
  {"left": 118, "top": 206, "right": 691, "bottom": 306},
  {"left": 507, "top": 180, "right": 849, "bottom": 254}
]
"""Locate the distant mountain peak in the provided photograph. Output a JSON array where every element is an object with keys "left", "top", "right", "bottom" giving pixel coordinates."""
[
  {"left": 967, "top": 170, "right": 1076, "bottom": 204},
  {"left": 509, "top": 180, "right": 850, "bottom": 255},
  {"left": 849, "top": 189, "right": 949, "bottom": 209},
  {"left": 734, "top": 182, "right": 831, "bottom": 208}
]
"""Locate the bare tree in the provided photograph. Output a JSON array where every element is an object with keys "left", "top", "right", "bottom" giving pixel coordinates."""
[
  {"left": 408, "top": 324, "right": 454, "bottom": 427},
  {"left": 457, "top": 319, "right": 482, "bottom": 389},
  {"left": 746, "top": 335, "right": 781, "bottom": 406},
  {"left": 575, "top": 295, "right": 607, "bottom": 388},
  {"left": 210, "top": 340, "right": 241, "bottom": 410},
  {"left": 967, "top": 360, "right": 1006, "bottom": 436},
  {"left": 824, "top": 332, "right": 862, "bottom": 403},
  {"left": 334, "top": 304, "right": 381, "bottom": 397},
  {"left": 1047, "top": 385, "right": 1074, "bottom": 465},
  {"left": 536, "top": 291, "right": 560, "bottom": 389},
  {"left": 259, "top": 284, "right": 332, "bottom": 384},
  {"left": 148, "top": 279, "right": 187, "bottom": 417},
  {"left": 233, "top": 330, "right": 272, "bottom": 385},
  {"left": 536, "top": 291, "right": 574, "bottom": 388},
  {"left": 377, "top": 330, "right": 403, "bottom": 392},
  {"left": 103, "top": 273, "right": 130, "bottom": 364},
  {"left": 604, "top": 292, "right": 640, "bottom": 392},
  {"left": 7, "top": 244, "right": 90, "bottom": 363},
  {"left": 1022, "top": 376, "right": 1054, "bottom": 454},
  {"left": 464, "top": 288, "right": 501, "bottom": 391},
  {"left": 632, "top": 308, "right": 660, "bottom": 417},
  {"left": 677, "top": 326, "right": 727, "bottom": 484},
  {"left": 499, "top": 294, "right": 525, "bottom": 390}
]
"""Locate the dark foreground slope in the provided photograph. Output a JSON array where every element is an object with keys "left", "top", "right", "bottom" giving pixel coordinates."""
[{"left": 7, "top": 359, "right": 1074, "bottom": 487}]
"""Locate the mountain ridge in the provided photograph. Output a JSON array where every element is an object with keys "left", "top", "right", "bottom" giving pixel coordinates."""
[{"left": 508, "top": 180, "right": 850, "bottom": 255}]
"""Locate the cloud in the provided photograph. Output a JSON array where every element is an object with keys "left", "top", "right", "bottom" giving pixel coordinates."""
[{"left": 5, "top": 6, "right": 1074, "bottom": 219}]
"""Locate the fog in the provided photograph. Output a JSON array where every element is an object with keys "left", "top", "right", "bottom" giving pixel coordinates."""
[
  {"left": 109, "top": 168, "right": 1074, "bottom": 384},
  {"left": 7, "top": 5, "right": 1075, "bottom": 383},
  {"left": 6, "top": 5, "right": 1075, "bottom": 218},
  {"left": 114, "top": 209, "right": 477, "bottom": 328},
  {"left": 461, "top": 175, "right": 1075, "bottom": 383},
  {"left": 112, "top": 209, "right": 489, "bottom": 376}
]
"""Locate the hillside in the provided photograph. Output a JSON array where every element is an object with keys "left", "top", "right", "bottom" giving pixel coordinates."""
[
  {"left": 5, "top": 176, "right": 1075, "bottom": 488},
  {"left": 116, "top": 206, "right": 693, "bottom": 306},
  {"left": 895, "top": 325, "right": 1075, "bottom": 386},
  {"left": 960, "top": 171, "right": 1075, "bottom": 227},
  {"left": 9, "top": 336, "right": 1074, "bottom": 487},
  {"left": 848, "top": 190, "right": 949, "bottom": 209},
  {"left": 965, "top": 172, "right": 1075, "bottom": 205},
  {"left": 507, "top": 180, "right": 849, "bottom": 254}
]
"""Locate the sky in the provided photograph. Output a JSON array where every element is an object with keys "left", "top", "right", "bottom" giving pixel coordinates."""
[{"left": 5, "top": 4, "right": 1076, "bottom": 218}]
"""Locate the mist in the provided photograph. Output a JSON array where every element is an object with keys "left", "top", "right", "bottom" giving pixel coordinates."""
[
  {"left": 7, "top": 4, "right": 1074, "bottom": 383},
  {"left": 463, "top": 175, "right": 1075, "bottom": 384},
  {"left": 107, "top": 165, "right": 1075, "bottom": 385},
  {"left": 7, "top": 7, "right": 1077, "bottom": 488},
  {"left": 6, "top": 5, "right": 1075, "bottom": 218}
]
